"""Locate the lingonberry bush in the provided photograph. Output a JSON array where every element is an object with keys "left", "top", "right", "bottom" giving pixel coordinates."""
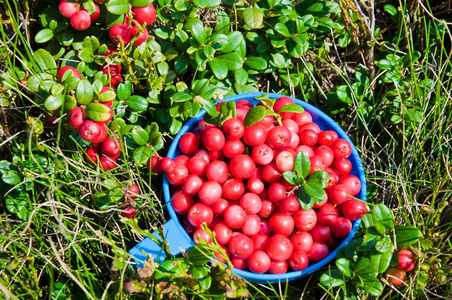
[{"left": 0, "top": 0, "right": 451, "bottom": 299}]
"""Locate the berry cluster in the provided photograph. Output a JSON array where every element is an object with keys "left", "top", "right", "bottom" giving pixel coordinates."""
[
  {"left": 158, "top": 97, "right": 366, "bottom": 274},
  {"left": 386, "top": 250, "right": 417, "bottom": 286}
]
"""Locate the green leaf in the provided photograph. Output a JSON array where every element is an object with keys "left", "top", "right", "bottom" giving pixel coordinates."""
[
  {"left": 130, "top": 0, "right": 152, "bottom": 7},
  {"left": 303, "top": 181, "right": 324, "bottom": 199},
  {"left": 131, "top": 126, "right": 149, "bottom": 146},
  {"left": 106, "top": 0, "right": 129, "bottom": 15},
  {"left": 216, "top": 11, "right": 230, "bottom": 34},
  {"left": 98, "top": 90, "right": 116, "bottom": 103},
  {"left": 294, "top": 151, "right": 310, "bottom": 178},
  {"left": 79, "top": 48, "right": 94, "bottom": 63},
  {"left": 188, "top": 244, "right": 214, "bottom": 266},
  {"left": 354, "top": 257, "right": 378, "bottom": 278},
  {"left": 278, "top": 104, "right": 305, "bottom": 113},
  {"left": 360, "top": 275, "right": 383, "bottom": 296},
  {"left": 394, "top": 225, "right": 422, "bottom": 246},
  {"left": 375, "top": 236, "right": 393, "bottom": 253},
  {"left": 149, "top": 131, "right": 162, "bottom": 147},
  {"left": 2, "top": 170, "right": 21, "bottom": 185},
  {"left": 370, "top": 249, "right": 392, "bottom": 273},
  {"left": 45, "top": 94, "right": 65, "bottom": 111},
  {"left": 216, "top": 53, "right": 244, "bottom": 70},
  {"left": 282, "top": 171, "right": 297, "bottom": 185},
  {"left": 361, "top": 213, "right": 374, "bottom": 228},
  {"left": 219, "top": 31, "right": 243, "bottom": 53},
  {"left": 117, "top": 81, "right": 132, "bottom": 101},
  {"left": 384, "top": 4, "right": 398, "bottom": 16},
  {"left": 234, "top": 68, "right": 248, "bottom": 85},
  {"left": 203, "top": 100, "right": 219, "bottom": 117},
  {"left": 209, "top": 57, "right": 228, "bottom": 80},
  {"left": 243, "top": 106, "right": 266, "bottom": 127},
  {"left": 298, "top": 188, "right": 314, "bottom": 211},
  {"left": 34, "top": 49, "right": 57, "bottom": 75},
  {"left": 243, "top": 7, "right": 263, "bottom": 29},
  {"left": 372, "top": 203, "right": 394, "bottom": 235},
  {"left": 244, "top": 56, "right": 267, "bottom": 70},
  {"left": 275, "top": 23, "right": 291, "bottom": 37},
  {"left": 320, "top": 269, "right": 344, "bottom": 288},
  {"left": 133, "top": 146, "right": 153, "bottom": 165},
  {"left": 336, "top": 258, "right": 353, "bottom": 277},
  {"left": 125, "top": 95, "right": 148, "bottom": 112},
  {"left": 76, "top": 80, "right": 94, "bottom": 105},
  {"left": 191, "top": 22, "right": 207, "bottom": 45},
  {"left": 85, "top": 103, "right": 111, "bottom": 122},
  {"left": 307, "top": 170, "right": 329, "bottom": 188},
  {"left": 35, "top": 28, "right": 54, "bottom": 43},
  {"left": 169, "top": 118, "right": 183, "bottom": 135}
]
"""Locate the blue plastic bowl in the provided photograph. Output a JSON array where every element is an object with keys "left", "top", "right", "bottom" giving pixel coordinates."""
[{"left": 129, "top": 92, "right": 366, "bottom": 283}]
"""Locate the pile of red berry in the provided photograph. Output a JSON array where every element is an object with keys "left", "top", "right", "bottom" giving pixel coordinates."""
[{"left": 153, "top": 96, "right": 367, "bottom": 274}]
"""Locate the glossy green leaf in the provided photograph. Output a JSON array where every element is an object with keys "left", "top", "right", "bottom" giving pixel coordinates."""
[
  {"left": 282, "top": 171, "right": 297, "bottom": 185},
  {"left": 99, "top": 90, "right": 116, "bottom": 103},
  {"left": 384, "top": 4, "right": 398, "bottom": 16},
  {"left": 219, "top": 31, "right": 243, "bottom": 53},
  {"left": 76, "top": 80, "right": 94, "bottom": 105},
  {"left": 35, "top": 28, "right": 54, "bottom": 43},
  {"left": 234, "top": 68, "right": 248, "bottom": 85},
  {"left": 169, "top": 118, "right": 183, "bottom": 135},
  {"left": 279, "top": 104, "right": 305, "bottom": 113},
  {"left": 133, "top": 146, "right": 153, "bottom": 165},
  {"left": 34, "top": 49, "right": 57, "bottom": 75},
  {"left": 294, "top": 151, "right": 310, "bottom": 178},
  {"left": 336, "top": 258, "right": 353, "bottom": 277},
  {"left": 303, "top": 181, "right": 324, "bottom": 199},
  {"left": 45, "top": 94, "right": 65, "bottom": 111},
  {"left": 243, "top": 7, "right": 263, "bottom": 29},
  {"left": 149, "top": 131, "right": 162, "bottom": 147},
  {"left": 307, "top": 170, "right": 329, "bottom": 188},
  {"left": 244, "top": 56, "right": 267, "bottom": 70},
  {"left": 191, "top": 22, "right": 207, "bottom": 45},
  {"left": 372, "top": 203, "right": 394, "bottom": 235},
  {"left": 243, "top": 106, "right": 266, "bottom": 127},
  {"left": 360, "top": 275, "right": 383, "bottom": 296},
  {"left": 79, "top": 48, "right": 94, "bottom": 63},
  {"left": 106, "top": 0, "right": 129, "bottom": 15},
  {"left": 216, "top": 11, "right": 230, "bottom": 34},
  {"left": 375, "top": 236, "right": 393, "bottom": 253},
  {"left": 2, "top": 170, "right": 21, "bottom": 185},
  {"left": 131, "top": 126, "right": 149, "bottom": 145},
  {"left": 130, "top": 0, "right": 152, "bottom": 7},
  {"left": 275, "top": 23, "right": 291, "bottom": 37},
  {"left": 203, "top": 100, "right": 219, "bottom": 117},
  {"left": 216, "top": 53, "right": 244, "bottom": 70},
  {"left": 320, "top": 269, "right": 344, "bottom": 288},
  {"left": 188, "top": 244, "right": 214, "bottom": 266},
  {"left": 298, "top": 188, "right": 313, "bottom": 211},
  {"left": 209, "top": 57, "right": 228, "bottom": 80},
  {"left": 354, "top": 257, "right": 378, "bottom": 278},
  {"left": 85, "top": 103, "right": 111, "bottom": 122},
  {"left": 394, "top": 225, "right": 422, "bottom": 245},
  {"left": 64, "top": 95, "right": 77, "bottom": 111},
  {"left": 125, "top": 95, "right": 148, "bottom": 112},
  {"left": 117, "top": 81, "right": 132, "bottom": 101},
  {"left": 370, "top": 249, "right": 392, "bottom": 273}
]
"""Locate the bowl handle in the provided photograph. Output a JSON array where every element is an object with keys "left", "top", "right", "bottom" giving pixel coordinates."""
[{"left": 128, "top": 218, "right": 193, "bottom": 268}]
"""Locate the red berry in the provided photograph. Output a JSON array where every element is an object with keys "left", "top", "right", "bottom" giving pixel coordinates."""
[
  {"left": 131, "top": 4, "right": 157, "bottom": 26},
  {"left": 109, "top": 25, "right": 131, "bottom": 45},
  {"left": 70, "top": 10, "right": 91, "bottom": 30}
]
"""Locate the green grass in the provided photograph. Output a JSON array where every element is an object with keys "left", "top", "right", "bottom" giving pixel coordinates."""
[{"left": 1, "top": 0, "right": 452, "bottom": 299}]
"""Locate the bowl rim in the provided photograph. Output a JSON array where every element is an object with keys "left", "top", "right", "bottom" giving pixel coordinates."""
[{"left": 163, "top": 92, "right": 366, "bottom": 283}]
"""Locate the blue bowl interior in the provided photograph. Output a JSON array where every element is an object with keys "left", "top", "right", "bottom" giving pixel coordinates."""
[{"left": 163, "top": 92, "right": 366, "bottom": 283}]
